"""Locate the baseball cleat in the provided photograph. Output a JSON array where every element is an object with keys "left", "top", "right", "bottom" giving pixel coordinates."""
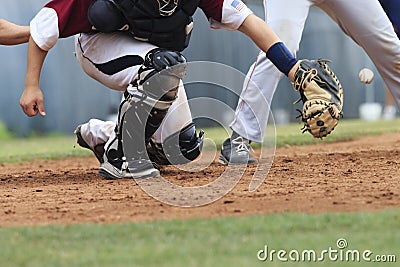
[
  {"left": 99, "top": 160, "right": 127, "bottom": 180},
  {"left": 125, "top": 158, "right": 160, "bottom": 179},
  {"left": 74, "top": 125, "right": 105, "bottom": 164},
  {"left": 99, "top": 154, "right": 159, "bottom": 180},
  {"left": 219, "top": 136, "right": 258, "bottom": 165}
]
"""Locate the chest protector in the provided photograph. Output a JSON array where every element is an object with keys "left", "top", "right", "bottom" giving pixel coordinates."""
[{"left": 113, "top": 0, "right": 200, "bottom": 51}]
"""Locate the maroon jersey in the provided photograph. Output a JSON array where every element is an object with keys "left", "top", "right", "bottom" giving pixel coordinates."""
[
  {"left": 44, "top": 0, "right": 94, "bottom": 38},
  {"left": 31, "top": 0, "right": 251, "bottom": 50}
]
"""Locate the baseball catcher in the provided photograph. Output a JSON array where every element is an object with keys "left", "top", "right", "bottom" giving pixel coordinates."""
[{"left": 293, "top": 59, "right": 343, "bottom": 138}]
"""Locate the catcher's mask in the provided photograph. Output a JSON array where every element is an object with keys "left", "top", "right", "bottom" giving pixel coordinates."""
[{"left": 157, "top": 0, "right": 179, "bottom": 16}]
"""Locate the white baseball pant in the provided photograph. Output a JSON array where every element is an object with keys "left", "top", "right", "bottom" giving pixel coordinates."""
[
  {"left": 74, "top": 32, "right": 192, "bottom": 150},
  {"left": 231, "top": 0, "right": 400, "bottom": 142}
]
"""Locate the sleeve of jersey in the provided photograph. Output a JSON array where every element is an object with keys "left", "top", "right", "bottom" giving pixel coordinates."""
[
  {"left": 205, "top": 0, "right": 253, "bottom": 31},
  {"left": 30, "top": 8, "right": 59, "bottom": 51}
]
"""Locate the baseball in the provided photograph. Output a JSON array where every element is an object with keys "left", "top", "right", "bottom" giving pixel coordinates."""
[{"left": 359, "top": 68, "right": 374, "bottom": 84}]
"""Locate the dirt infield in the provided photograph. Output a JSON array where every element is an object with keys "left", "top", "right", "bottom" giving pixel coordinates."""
[{"left": 1, "top": 132, "right": 399, "bottom": 227}]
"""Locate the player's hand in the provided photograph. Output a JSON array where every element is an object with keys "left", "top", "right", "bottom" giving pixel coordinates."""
[{"left": 19, "top": 85, "right": 46, "bottom": 117}]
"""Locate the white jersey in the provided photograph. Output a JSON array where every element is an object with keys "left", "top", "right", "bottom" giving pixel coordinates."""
[{"left": 231, "top": 0, "right": 400, "bottom": 142}]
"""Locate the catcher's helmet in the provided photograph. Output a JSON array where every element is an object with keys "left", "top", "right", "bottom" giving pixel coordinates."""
[{"left": 88, "top": 0, "right": 128, "bottom": 32}]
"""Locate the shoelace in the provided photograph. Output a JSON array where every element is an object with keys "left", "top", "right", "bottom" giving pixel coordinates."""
[{"left": 231, "top": 136, "right": 250, "bottom": 153}]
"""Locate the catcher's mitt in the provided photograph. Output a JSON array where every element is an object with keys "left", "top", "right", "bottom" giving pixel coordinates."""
[{"left": 293, "top": 59, "right": 343, "bottom": 138}]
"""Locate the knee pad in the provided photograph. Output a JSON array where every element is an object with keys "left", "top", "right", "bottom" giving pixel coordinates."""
[
  {"left": 109, "top": 95, "right": 169, "bottom": 165},
  {"left": 132, "top": 48, "right": 187, "bottom": 110},
  {"left": 173, "top": 122, "right": 204, "bottom": 162},
  {"left": 88, "top": 0, "right": 128, "bottom": 32},
  {"left": 147, "top": 122, "right": 204, "bottom": 165},
  {"left": 112, "top": 49, "right": 187, "bottom": 163}
]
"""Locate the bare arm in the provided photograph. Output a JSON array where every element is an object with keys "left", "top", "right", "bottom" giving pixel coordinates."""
[
  {"left": 238, "top": 14, "right": 299, "bottom": 81},
  {"left": 238, "top": 14, "right": 280, "bottom": 53},
  {"left": 20, "top": 36, "right": 47, "bottom": 117},
  {"left": 0, "top": 18, "right": 30, "bottom": 45}
]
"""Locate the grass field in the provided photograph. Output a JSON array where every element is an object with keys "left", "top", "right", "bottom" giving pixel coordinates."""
[
  {"left": 1, "top": 118, "right": 400, "bottom": 163},
  {"left": 0, "top": 210, "right": 399, "bottom": 267},
  {"left": 0, "top": 118, "right": 399, "bottom": 266}
]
